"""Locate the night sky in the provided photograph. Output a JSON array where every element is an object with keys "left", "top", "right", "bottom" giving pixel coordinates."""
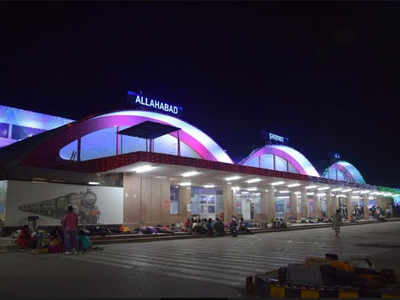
[{"left": 0, "top": 3, "right": 399, "bottom": 187}]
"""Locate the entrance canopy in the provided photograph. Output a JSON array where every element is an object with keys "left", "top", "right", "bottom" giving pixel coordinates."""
[{"left": 118, "top": 121, "right": 180, "bottom": 139}]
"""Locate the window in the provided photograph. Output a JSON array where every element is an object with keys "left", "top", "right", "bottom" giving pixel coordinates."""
[
  {"left": 0, "top": 123, "right": 9, "bottom": 138},
  {"left": 11, "top": 125, "right": 44, "bottom": 140},
  {"left": 170, "top": 185, "right": 180, "bottom": 214}
]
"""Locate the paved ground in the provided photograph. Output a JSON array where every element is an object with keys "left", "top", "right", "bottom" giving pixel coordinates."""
[{"left": 1, "top": 221, "right": 400, "bottom": 298}]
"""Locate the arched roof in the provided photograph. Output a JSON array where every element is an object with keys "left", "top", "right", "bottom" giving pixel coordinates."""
[
  {"left": 240, "top": 144, "right": 320, "bottom": 177},
  {"left": 323, "top": 160, "right": 366, "bottom": 184},
  {"left": 20, "top": 110, "right": 233, "bottom": 167}
]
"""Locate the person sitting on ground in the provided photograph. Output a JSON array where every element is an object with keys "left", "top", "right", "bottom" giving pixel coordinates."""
[
  {"left": 78, "top": 229, "right": 92, "bottom": 253},
  {"left": 239, "top": 217, "right": 252, "bottom": 234},
  {"left": 48, "top": 229, "right": 64, "bottom": 253},
  {"left": 16, "top": 225, "right": 33, "bottom": 249},
  {"left": 207, "top": 218, "right": 214, "bottom": 236}
]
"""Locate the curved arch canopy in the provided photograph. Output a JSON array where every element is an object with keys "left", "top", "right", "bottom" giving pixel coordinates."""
[
  {"left": 240, "top": 144, "right": 320, "bottom": 177},
  {"left": 322, "top": 161, "right": 366, "bottom": 184}
]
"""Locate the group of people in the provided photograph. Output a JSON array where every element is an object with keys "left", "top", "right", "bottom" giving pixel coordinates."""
[
  {"left": 183, "top": 216, "right": 252, "bottom": 236},
  {"left": 16, "top": 205, "right": 92, "bottom": 255}
]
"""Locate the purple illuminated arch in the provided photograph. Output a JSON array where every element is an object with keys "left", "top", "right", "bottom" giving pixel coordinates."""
[
  {"left": 22, "top": 110, "right": 233, "bottom": 166},
  {"left": 240, "top": 145, "right": 320, "bottom": 177},
  {"left": 322, "top": 161, "right": 366, "bottom": 184}
]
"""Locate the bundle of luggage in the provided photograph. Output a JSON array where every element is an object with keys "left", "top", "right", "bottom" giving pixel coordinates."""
[{"left": 277, "top": 254, "right": 396, "bottom": 289}]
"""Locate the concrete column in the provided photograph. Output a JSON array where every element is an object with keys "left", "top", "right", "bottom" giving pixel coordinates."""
[
  {"left": 179, "top": 186, "right": 191, "bottom": 220},
  {"left": 290, "top": 192, "right": 298, "bottom": 220},
  {"left": 363, "top": 195, "right": 369, "bottom": 220},
  {"left": 301, "top": 189, "right": 308, "bottom": 218},
  {"left": 314, "top": 195, "right": 321, "bottom": 218},
  {"left": 346, "top": 194, "right": 353, "bottom": 220},
  {"left": 329, "top": 195, "right": 338, "bottom": 217},
  {"left": 265, "top": 189, "right": 275, "bottom": 223},
  {"left": 223, "top": 186, "right": 234, "bottom": 224}
]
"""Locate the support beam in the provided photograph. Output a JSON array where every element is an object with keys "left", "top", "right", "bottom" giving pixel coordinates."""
[
  {"left": 346, "top": 194, "right": 353, "bottom": 220},
  {"left": 363, "top": 195, "right": 369, "bottom": 220},
  {"left": 313, "top": 195, "right": 321, "bottom": 218},
  {"left": 265, "top": 189, "right": 275, "bottom": 223},
  {"left": 290, "top": 192, "right": 298, "bottom": 220},
  {"left": 177, "top": 130, "right": 181, "bottom": 156},
  {"left": 223, "top": 186, "right": 234, "bottom": 224},
  {"left": 301, "top": 189, "right": 308, "bottom": 218}
]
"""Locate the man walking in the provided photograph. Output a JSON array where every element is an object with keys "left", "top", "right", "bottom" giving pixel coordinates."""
[{"left": 62, "top": 205, "right": 79, "bottom": 255}]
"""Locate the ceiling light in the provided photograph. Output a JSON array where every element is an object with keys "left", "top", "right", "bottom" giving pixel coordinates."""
[
  {"left": 247, "top": 187, "right": 258, "bottom": 191},
  {"left": 342, "top": 188, "right": 352, "bottom": 193},
  {"left": 181, "top": 171, "right": 201, "bottom": 177},
  {"left": 179, "top": 182, "right": 191, "bottom": 186},
  {"left": 88, "top": 181, "right": 100, "bottom": 185},
  {"left": 337, "top": 194, "right": 347, "bottom": 198},
  {"left": 307, "top": 192, "right": 315, "bottom": 196},
  {"left": 317, "top": 187, "right": 330, "bottom": 191},
  {"left": 278, "top": 190, "right": 290, "bottom": 193},
  {"left": 352, "top": 190, "right": 360, "bottom": 194},
  {"left": 294, "top": 191, "right": 301, "bottom": 195},
  {"left": 241, "top": 191, "right": 249, "bottom": 195},
  {"left": 331, "top": 188, "right": 342, "bottom": 192},
  {"left": 360, "top": 190, "right": 370, "bottom": 194},
  {"left": 265, "top": 189, "right": 269, "bottom": 192},
  {"left": 132, "top": 165, "right": 156, "bottom": 173},
  {"left": 277, "top": 196, "right": 290, "bottom": 199},
  {"left": 225, "top": 175, "right": 242, "bottom": 181},
  {"left": 305, "top": 185, "right": 317, "bottom": 190},
  {"left": 271, "top": 181, "right": 285, "bottom": 186},
  {"left": 203, "top": 184, "right": 215, "bottom": 188},
  {"left": 287, "top": 183, "right": 301, "bottom": 188},
  {"left": 317, "top": 193, "right": 326, "bottom": 197},
  {"left": 352, "top": 195, "right": 360, "bottom": 199},
  {"left": 368, "top": 196, "right": 374, "bottom": 200},
  {"left": 231, "top": 186, "right": 241, "bottom": 191},
  {"left": 246, "top": 178, "right": 262, "bottom": 184}
]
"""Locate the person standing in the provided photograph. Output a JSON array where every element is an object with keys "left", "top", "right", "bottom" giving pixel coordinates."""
[
  {"left": 332, "top": 209, "right": 342, "bottom": 238},
  {"left": 62, "top": 205, "right": 79, "bottom": 255}
]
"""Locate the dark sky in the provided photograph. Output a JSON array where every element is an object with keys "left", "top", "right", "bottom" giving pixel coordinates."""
[{"left": 0, "top": 3, "right": 399, "bottom": 187}]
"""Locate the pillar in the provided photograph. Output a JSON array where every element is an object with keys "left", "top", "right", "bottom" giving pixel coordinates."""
[
  {"left": 223, "top": 186, "right": 234, "bottom": 224},
  {"left": 363, "top": 195, "right": 369, "bottom": 220},
  {"left": 301, "top": 189, "right": 308, "bottom": 218},
  {"left": 346, "top": 194, "right": 353, "bottom": 220},
  {"left": 179, "top": 186, "right": 191, "bottom": 220},
  {"left": 328, "top": 194, "right": 337, "bottom": 217},
  {"left": 314, "top": 195, "right": 321, "bottom": 218},
  {"left": 265, "top": 189, "right": 275, "bottom": 223},
  {"left": 289, "top": 192, "right": 298, "bottom": 220}
]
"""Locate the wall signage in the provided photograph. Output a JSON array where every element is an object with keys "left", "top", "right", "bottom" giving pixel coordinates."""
[{"left": 128, "top": 91, "right": 181, "bottom": 115}]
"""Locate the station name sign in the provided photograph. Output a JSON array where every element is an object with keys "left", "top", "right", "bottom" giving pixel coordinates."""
[
  {"left": 128, "top": 91, "right": 181, "bottom": 115},
  {"left": 267, "top": 132, "right": 289, "bottom": 144}
]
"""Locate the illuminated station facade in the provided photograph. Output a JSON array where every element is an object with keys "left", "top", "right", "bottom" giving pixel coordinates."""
[{"left": 0, "top": 95, "right": 398, "bottom": 228}]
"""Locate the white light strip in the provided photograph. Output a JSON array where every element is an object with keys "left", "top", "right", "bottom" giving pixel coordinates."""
[
  {"left": 88, "top": 181, "right": 100, "bottom": 185},
  {"left": 307, "top": 192, "right": 315, "bottom": 196},
  {"left": 294, "top": 191, "right": 301, "bottom": 195},
  {"left": 360, "top": 190, "right": 370, "bottom": 194},
  {"left": 179, "top": 182, "right": 191, "bottom": 186},
  {"left": 317, "top": 193, "right": 326, "bottom": 197},
  {"left": 203, "top": 184, "right": 215, "bottom": 188},
  {"left": 271, "top": 181, "right": 285, "bottom": 186},
  {"left": 305, "top": 185, "right": 317, "bottom": 190},
  {"left": 331, "top": 188, "right": 342, "bottom": 192},
  {"left": 231, "top": 186, "right": 241, "bottom": 191},
  {"left": 132, "top": 165, "right": 156, "bottom": 173},
  {"left": 342, "top": 188, "right": 352, "bottom": 193},
  {"left": 181, "top": 171, "right": 201, "bottom": 177},
  {"left": 352, "top": 190, "right": 360, "bottom": 194},
  {"left": 337, "top": 194, "right": 347, "bottom": 198},
  {"left": 317, "top": 187, "right": 330, "bottom": 191},
  {"left": 247, "top": 187, "right": 258, "bottom": 191},
  {"left": 352, "top": 195, "right": 360, "bottom": 199},
  {"left": 278, "top": 190, "right": 290, "bottom": 193},
  {"left": 368, "top": 196, "right": 374, "bottom": 200},
  {"left": 246, "top": 178, "right": 262, "bottom": 183},
  {"left": 225, "top": 175, "right": 242, "bottom": 181},
  {"left": 287, "top": 183, "right": 301, "bottom": 188},
  {"left": 277, "top": 196, "right": 290, "bottom": 199}
]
